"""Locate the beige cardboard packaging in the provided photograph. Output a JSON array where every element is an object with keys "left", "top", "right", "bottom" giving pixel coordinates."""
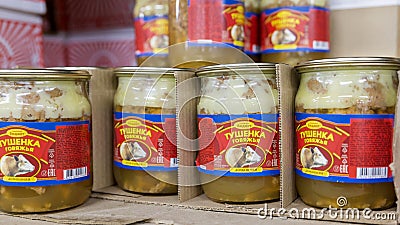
[
  {"left": 85, "top": 67, "right": 116, "bottom": 191},
  {"left": 91, "top": 63, "right": 398, "bottom": 224},
  {"left": 4, "top": 0, "right": 400, "bottom": 223},
  {"left": 329, "top": 0, "right": 400, "bottom": 58}
]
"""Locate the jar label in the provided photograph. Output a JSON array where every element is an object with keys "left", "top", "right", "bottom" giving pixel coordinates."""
[
  {"left": 188, "top": 0, "right": 245, "bottom": 49},
  {"left": 244, "top": 11, "right": 260, "bottom": 55},
  {"left": 0, "top": 121, "right": 91, "bottom": 186},
  {"left": 261, "top": 6, "right": 329, "bottom": 53},
  {"left": 134, "top": 15, "right": 169, "bottom": 57},
  {"left": 113, "top": 112, "right": 177, "bottom": 171},
  {"left": 197, "top": 114, "right": 279, "bottom": 177},
  {"left": 296, "top": 113, "right": 393, "bottom": 183}
]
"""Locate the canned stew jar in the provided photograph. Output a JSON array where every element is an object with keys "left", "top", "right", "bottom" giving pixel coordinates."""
[
  {"left": 244, "top": 0, "right": 261, "bottom": 62},
  {"left": 197, "top": 63, "right": 280, "bottom": 203},
  {"left": 295, "top": 57, "right": 400, "bottom": 209},
  {"left": 134, "top": 0, "right": 169, "bottom": 67},
  {"left": 113, "top": 67, "right": 184, "bottom": 194},
  {"left": 0, "top": 69, "right": 92, "bottom": 213},
  {"left": 169, "top": 0, "right": 250, "bottom": 68},
  {"left": 260, "top": 0, "right": 330, "bottom": 66}
]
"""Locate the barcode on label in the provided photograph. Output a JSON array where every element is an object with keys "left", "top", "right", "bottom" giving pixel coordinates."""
[
  {"left": 313, "top": 41, "right": 329, "bottom": 50},
  {"left": 252, "top": 45, "right": 260, "bottom": 52},
  {"left": 356, "top": 167, "right": 388, "bottom": 179},
  {"left": 63, "top": 167, "right": 88, "bottom": 180},
  {"left": 170, "top": 158, "right": 178, "bottom": 167}
]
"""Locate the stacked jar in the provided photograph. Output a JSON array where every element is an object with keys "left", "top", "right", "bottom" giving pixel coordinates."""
[
  {"left": 134, "top": 0, "right": 169, "bottom": 67},
  {"left": 260, "top": 0, "right": 330, "bottom": 65},
  {"left": 196, "top": 63, "right": 280, "bottom": 203},
  {"left": 244, "top": 0, "right": 261, "bottom": 62},
  {"left": 169, "top": 0, "right": 252, "bottom": 68}
]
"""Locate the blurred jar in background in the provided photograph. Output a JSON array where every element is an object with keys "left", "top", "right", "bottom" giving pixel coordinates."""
[
  {"left": 134, "top": 0, "right": 169, "bottom": 67},
  {"left": 260, "top": 0, "right": 330, "bottom": 65},
  {"left": 244, "top": 0, "right": 261, "bottom": 62},
  {"left": 169, "top": 0, "right": 252, "bottom": 68}
]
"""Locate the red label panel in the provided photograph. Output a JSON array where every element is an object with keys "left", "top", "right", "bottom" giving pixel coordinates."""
[
  {"left": 55, "top": 125, "right": 91, "bottom": 180},
  {"left": 244, "top": 12, "right": 260, "bottom": 54},
  {"left": 188, "top": 0, "right": 245, "bottom": 48},
  {"left": 197, "top": 115, "right": 279, "bottom": 176},
  {"left": 348, "top": 119, "right": 393, "bottom": 178},
  {"left": 261, "top": 6, "right": 329, "bottom": 53},
  {"left": 113, "top": 113, "right": 177, "bottom": 170},
  {"left": 0, "top": 122, "right": 91, "bottom": 186},
  {"left": 295, "top": 114, "right": 393, "bottom": 183},
  {"left": 134, "top": 16, "right": 169, "bottom": 57}
]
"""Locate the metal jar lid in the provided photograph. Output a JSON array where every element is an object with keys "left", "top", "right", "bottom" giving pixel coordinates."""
[
  {"left": 196, "top": 63, "right": 277, "bottom": 76},
  {"left": 295, "top": 57, "right": 400, "bottom": 73},
  {"left": 0, "top": 69, "right": 91, "bottom": 80},
  {"left": 114, "top": 67, "right": 195, "bottom": 78},
  {"left": 48, "top": 66, "right": 110, "bottom": 71}
]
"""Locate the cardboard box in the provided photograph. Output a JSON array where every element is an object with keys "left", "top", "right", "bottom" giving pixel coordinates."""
[
  {"left": 85, "top": 68, "right": 116, "bottom": 191},
  {"left": 0, "top": 8, "right": 44, "bottom": 68},
  {"left": 43, "top": 33, "right": 66, "bottom": 67},
  {"left": 0, "top": 0, "right": 46, "bottom": 68},
  {"left": 329, "top": 0, "right": 400, "bottom": 57},
  {"left": 0, "top": 0, "right": 46, "bottom": 15},
  {"left": 89, "top": 64, "right": 397, "bottom": 224},
  {"left": 54, "top": 0, "right": 135, "bottom": 32},
  {"left": 66, "top": 29, "right": 136, "bottom": 67},
  {"left": 393, "top": 71, "right": 400, "bottom": 225},
  {"left": 2, "top": 0, "right": 400, "bottom": 223}
]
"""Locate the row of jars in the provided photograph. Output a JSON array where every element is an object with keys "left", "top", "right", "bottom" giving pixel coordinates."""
[
  {"left": 0, "top": 56, "right": 397, "bottom": 213},
  {"left": 135, "top": 0, "right": 330, "bottom": 67},
  {"left": 114, "top": 57, "right": 399, "bottom": 210}
]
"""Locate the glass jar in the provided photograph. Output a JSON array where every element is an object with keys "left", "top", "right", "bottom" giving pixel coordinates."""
[
  {"left": 169, "top": 0, "right": 252, "bottom": 68},
  {"left": 244, "top": 0, "right": 261, "bottom": 62},
  {"left": 48, "top": 67, "right": 115, "bottom": 191},
  {"left": 113, "top": 67, "right": 184, "bottom": 194},
  {"left": 260, "top": 0, "right": 330, "bottom": 65},
  {"left": 0, "top": 69, "right": 92, "bottom": 213},
  {"left": 134, "top": 0, "right": 169, "bottom": 67},
  {"left": 197, "top": 63, "right": 280, "bottom": 203},
  {"left": 295, "top": 57, "right": 400, "bottom": 209}
]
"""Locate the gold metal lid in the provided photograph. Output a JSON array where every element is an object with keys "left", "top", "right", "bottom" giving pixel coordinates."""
[
  {"left": 0, "top": 69, "right": 91, "bottom": 80},
  {"left": 295, "top": 57, "right": 400, "bottom": 73},
  {"left": 196, "top": 63, "right": 277, "bottom": 76},
  {"left": 48, "top": 66, "right": 110, "bottom": 70},
  {"left": 114, "top": 67, "right": 194, "bottom": 77}
]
